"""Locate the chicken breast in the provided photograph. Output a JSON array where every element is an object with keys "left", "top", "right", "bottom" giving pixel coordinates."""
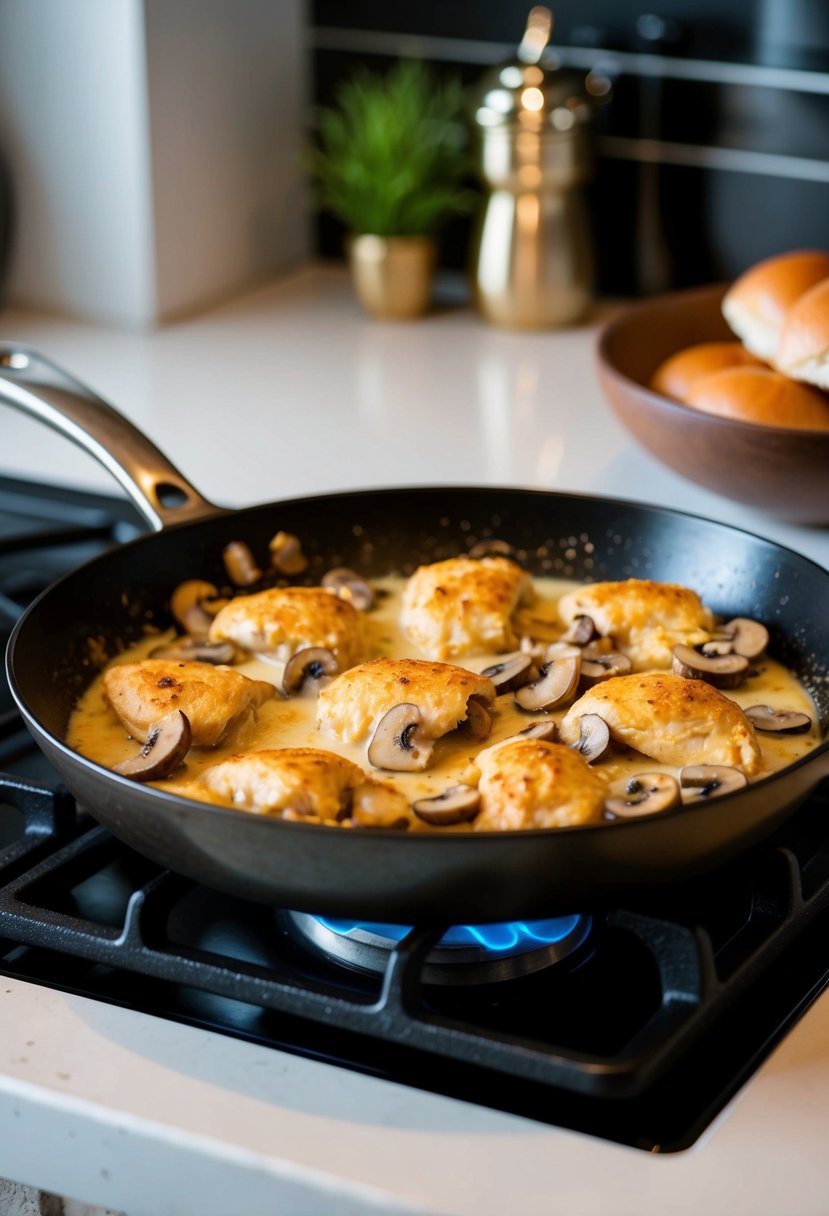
[
  {"left": 474, "top": 738, "right": 606, "bottom": 830},
  {"left": 317, "top": 657, "right": 495, "bottom": 745},
  {"left": 199, "top": 747, "right": 366, "bottom": 822},
  {"left": 208, "top": 586, "right": 365, "bottom": 668},
  {"left": 557, "top": 578, "right": 713, "bottom": 670},
  {"left": 103, "top": 659, "right": 273, "bottom": 749},
  {"left": 401, "top": 556, "right": 534, "bottom": 660},
  {"left": 559, "top": 672, "right": 762, "bottom": 775}
]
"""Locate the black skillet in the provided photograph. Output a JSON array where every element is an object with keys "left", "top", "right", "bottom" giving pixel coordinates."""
[{"left": 2, "top": 346, "right": 828, "bottom": 923}]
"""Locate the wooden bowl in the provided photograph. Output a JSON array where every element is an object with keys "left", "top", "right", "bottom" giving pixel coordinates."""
[{"left": 596, "top": 285, "right": 829, "bottom": 524}]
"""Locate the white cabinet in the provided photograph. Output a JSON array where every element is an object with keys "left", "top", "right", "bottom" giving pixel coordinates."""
[{"left": 0, "top": 0, "right": 309, "bottom": 328}]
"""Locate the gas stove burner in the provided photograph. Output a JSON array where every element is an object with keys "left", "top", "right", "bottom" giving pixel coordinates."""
[{"left": 286, "top": 911, "right": 592, "bottom": 986}]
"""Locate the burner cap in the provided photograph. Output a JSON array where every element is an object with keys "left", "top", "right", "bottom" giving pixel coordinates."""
[{"left": 286, "top": 912, "right": 591, "bottom": 985}]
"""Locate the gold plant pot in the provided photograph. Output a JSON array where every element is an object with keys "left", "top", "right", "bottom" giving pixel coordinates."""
[{"left": 348, "top": 235, "right": 436, "bottom": 320}]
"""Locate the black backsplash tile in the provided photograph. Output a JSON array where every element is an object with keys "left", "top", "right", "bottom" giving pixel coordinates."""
[
  {"left": 701, "top": 171, "right": 829, "bottom": 275},
  {"left": 713, "top": 86, "right": 829, "bottom": 161},
  {"left": 637, "top": 81, "right": 829, "bottom": 162},
  {"left": 309, "top": 2, "right": 829, "bottom": 293},
  {"left": 311, "top": 0, "right": 755, "bottom": 62},
  {"left": 312, "top": 46, "right": 483, "bottom": 108}
]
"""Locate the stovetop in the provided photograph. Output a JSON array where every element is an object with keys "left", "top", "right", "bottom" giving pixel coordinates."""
[{"left": 2, "top": 474, "right": 829, "bottom": 1156}]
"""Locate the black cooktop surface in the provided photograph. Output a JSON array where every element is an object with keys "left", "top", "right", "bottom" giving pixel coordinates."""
[{"left": 1, "top": 474, "right": 828, "bottom": 1154}]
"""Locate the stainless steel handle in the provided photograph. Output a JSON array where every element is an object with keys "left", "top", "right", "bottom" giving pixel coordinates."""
[{"left": 0, "top": 345, "right": 223, "bottom": 532}]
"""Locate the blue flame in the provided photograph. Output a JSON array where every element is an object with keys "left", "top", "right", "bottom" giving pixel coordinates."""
[{"left": 316, "top": 914, "right": 583, "bottom": 955}]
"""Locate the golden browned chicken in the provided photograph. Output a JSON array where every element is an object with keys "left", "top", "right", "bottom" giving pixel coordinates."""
[
  {"left": 208, "top": 586, "right": 365, "bottom": 667},
  {"left": 557, "top": 578, "right": 713, "bottom": 670},
  {"left": 474, "top": 737, "right": 606, "bottom": 830},
  {"left": 103, "top": 659, "right": 273, "bottom": 748},
  {"left": 197, "top": 748, "right": 364, "bottom": 821},
  {"left": 317, "top": 657, "right": 495, "bottom": 747},
  {"left": 559, "top": 672, "right": 762, "bottom": 774},
  {"left": 401, "top": 556, "right": 534, "bottom": 660}
]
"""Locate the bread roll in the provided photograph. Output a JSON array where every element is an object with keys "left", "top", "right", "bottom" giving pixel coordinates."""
[
  {"left": 721, "top": 250, "right": 829, "bottom": 360},
  {"left": 686, "top": 366, "right": 829, "bottom": 430},
  {"left": 776, "top": 277, "right": 829, "bottom": 388},
  {"left": 651, "top": 342, "right": 764, "bottom": 402}
]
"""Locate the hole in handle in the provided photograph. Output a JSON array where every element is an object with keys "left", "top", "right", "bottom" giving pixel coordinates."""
[
  {"left": 0, "top": 352, "right": 30, "bottom": 370},
  {"left": 155, "top": 482, "right": 191, "bottom": 509}
]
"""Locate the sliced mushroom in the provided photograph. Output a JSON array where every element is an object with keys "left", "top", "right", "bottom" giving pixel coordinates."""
[
  {"left": 223, "top": 541, "right": 261, "bottom": 587},
  {"left": 481, "top": 651, "right": 534, "bottom": 693},
  {"left": 349, "top": 783, "right": 411, "bottom": 829},
  {"left": 149, "top": 639, "right": 238, "bottom": 665},
  {"left": 321, "top": 567, "right": 375, "bottom": 611},
  {"left": 367, "top": 703, "right": 434, "bottom": 772},
  {"left": 745, "top": 705, "right": 812, "bottom": 734},
  {"left": 413, "top": 784, "right": 481, "bottom": 826},
  {"left": 569, "top": 714, "right": 611, "bottom": 764},
  {"left": 679, "top": 764, "right": 748, "bottom": 801},
  {"left": 170, "top": 579, "right": 219, "bottom": 639},
  {"left": 520, "top": 635, "right": 548, "bottom": 664},
  {"left": 200, "top": 596, "right": 229, "bottom": 618},
  {"left": 513, "top": 720, "right": 559, "bottom": 742},
  {"left": 462, "top": 696, "right": 492, "bottom": 741},
  {"left": 560, "top": 614, "right": 596, "bottom": 646},
  {"left": 543, "top": 642, "right": 582, "bottom": 662},
  {"left": 580, "top": 651, "right": 632, "bottom": 688},
  {"left": 700, "top": 634, "right": 737, "bottom": 658},
  {"left": 514, "top": 654, "right": 581, "bottom": 712},
  {"left": 723, "top": 617, "right": 769, "bottom": 660},
  {"left": 270, "top": 531, "right": 309, "bottom": 576},
  {"left": 113, "top": 711, "right": 191, "bottom": 782},
  {"left": 282, "top": 647, "right": 339, "bottom": 696},
  {"left": 671, "top": 644, "right": 749, "bottom": 689},
  {"left": 605, "top": 773, "right": 681, "bottom": 819}
]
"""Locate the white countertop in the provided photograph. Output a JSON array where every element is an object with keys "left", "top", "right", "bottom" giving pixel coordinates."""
[
  {"left": 2, "top": 263, "right": 828, "bottom": 569},
  {"left": 1, "top": 264, "right": 828, "bottom": 1215}
]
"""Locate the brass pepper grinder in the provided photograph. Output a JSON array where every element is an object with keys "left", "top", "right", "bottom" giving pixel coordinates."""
[{"left": 470, "top": 7, "right": 600, "bottom": 328}]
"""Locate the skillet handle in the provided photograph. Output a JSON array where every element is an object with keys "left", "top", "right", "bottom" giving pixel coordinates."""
[{"left": 0, "top": 344, "right": 223, "bottom": 532}]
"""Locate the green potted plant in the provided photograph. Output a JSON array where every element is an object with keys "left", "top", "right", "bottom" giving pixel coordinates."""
[{"left": 309, "top": 60, "right": 471, "bottom": 319}]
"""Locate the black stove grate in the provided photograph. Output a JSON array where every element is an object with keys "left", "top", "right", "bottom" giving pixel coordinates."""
[
  {"left": 0, "top": 765, "right": 828, "bottom": 1151},
  {"left": 2, "top": 474, "right": 829, "bottom": 1152}
]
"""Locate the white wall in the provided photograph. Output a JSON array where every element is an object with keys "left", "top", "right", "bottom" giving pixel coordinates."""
[
  {"left": 145, "top": 0, "right": 309, "bottom": 320},
  {"left": 0, "top": 0, "right": 156, "bottom": 327},
  {"left": 0, "top": 0, "right": 308, "bottom": 328}
]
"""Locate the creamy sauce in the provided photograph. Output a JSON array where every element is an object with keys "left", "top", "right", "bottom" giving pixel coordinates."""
[{"left": 66, "top": 575, "right": 821, "bottom": 826}]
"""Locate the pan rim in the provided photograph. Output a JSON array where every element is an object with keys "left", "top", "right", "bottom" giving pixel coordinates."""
[
  {"left": 6, "top": 483, "right": 828, "bottom": 842},
  {"left": 5, "top": 478, "right": 829, "bottom": 583}
]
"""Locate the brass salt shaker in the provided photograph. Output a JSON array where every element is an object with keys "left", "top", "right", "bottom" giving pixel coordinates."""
[{"left": 470, "top": 7, "right": 598, "bottom": 328}]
